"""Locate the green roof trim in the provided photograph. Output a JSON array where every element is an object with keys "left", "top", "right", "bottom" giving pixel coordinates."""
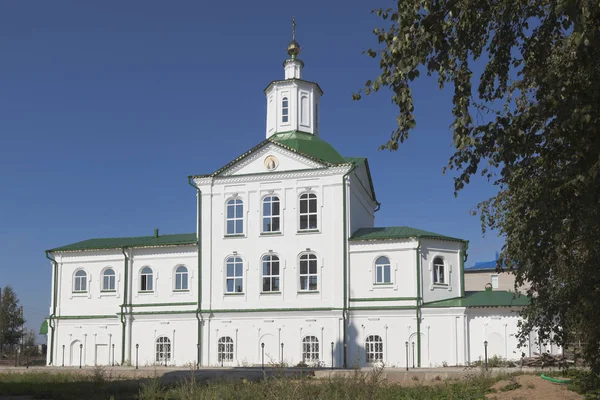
[
  {"left": 423, "top": 290, "right": 530, "bottom": 308},
  {"left": 39, "top": 319, "right": 48, "bottom": 335},
  {"left": 350, "top": 226, "right": 464, "bottom": 242},
  {"left": 49, "top": 233, "right": 197, "bottom": 252},
  {"left": 269, "top": 131, "right": 347, "bottom": 165}
]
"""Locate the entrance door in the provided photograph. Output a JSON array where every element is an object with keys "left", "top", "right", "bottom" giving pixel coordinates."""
[
  {"left": 258, "top": 333, "right": 277, "bottom": 366},
  {"left": 95, "top": 344, "right": 109, "bottom": 366}
]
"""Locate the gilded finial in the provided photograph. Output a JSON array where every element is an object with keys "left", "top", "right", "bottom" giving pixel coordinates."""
[{"left": 287, "top": 16, "right": 300, "bottom": 58}]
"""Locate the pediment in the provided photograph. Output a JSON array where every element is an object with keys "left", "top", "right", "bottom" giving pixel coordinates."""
[{"left": 218, "top": 143, "right": 326, "bottom": 177}]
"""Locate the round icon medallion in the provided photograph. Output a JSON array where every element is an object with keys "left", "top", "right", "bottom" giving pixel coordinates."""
[{"left": 264, "top": 155, "right": 278, "bottom": 170}]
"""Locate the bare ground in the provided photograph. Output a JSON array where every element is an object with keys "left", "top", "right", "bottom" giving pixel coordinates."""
[{"left": 487, "top": 375, "right": 582, "bottom": 400}]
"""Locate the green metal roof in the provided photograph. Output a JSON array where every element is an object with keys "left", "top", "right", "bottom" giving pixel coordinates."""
[
  {"left": 350, "top": 226, "right": 464, "bottom": 242},
  {"left": 39, "top": 319, "right": 48, "bottom": 335},
  {"left": 423, "top": 290, "right": 530, "bottom": 308},
  {"left": 269, "top": 131, "right": 348, "bottom": 165},
  {"left": 48, "top": 233, "right": 197, "bottom": 252}
]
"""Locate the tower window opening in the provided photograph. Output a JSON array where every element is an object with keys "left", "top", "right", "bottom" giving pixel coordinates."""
[{"left": 282, "top": 97, "right": 289, "bottom": 123}]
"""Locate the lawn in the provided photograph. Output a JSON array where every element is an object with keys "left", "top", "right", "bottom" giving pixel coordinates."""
[{"left": 0, "top": 367, "right": 595, "bottom": 400}]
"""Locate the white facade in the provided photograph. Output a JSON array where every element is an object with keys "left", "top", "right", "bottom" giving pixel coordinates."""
[{"left": 44, "top": 36, "right": 540, "bottom": 369}]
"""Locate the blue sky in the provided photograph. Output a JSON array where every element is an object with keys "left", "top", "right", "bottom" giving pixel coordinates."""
[{"left": 0, "top": 1, "right": 502, "bottom": 339}]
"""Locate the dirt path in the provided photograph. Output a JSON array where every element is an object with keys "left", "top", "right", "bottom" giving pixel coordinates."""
[{"left": 487, "top": 375, "right": 582, "bottom": 400}]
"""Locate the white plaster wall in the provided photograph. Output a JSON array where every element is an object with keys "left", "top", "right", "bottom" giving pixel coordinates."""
[
  {"left": 196, "top": 167, "right": 349, "bottom": 314},
  {"left": 53, "top": 319, "right": 121, "bottom": 367},
  {"left": 421, "top": 308, "right": 467, "bottom": 367},
  {"left": 348, "top": 167, "right": 375, "bottom": 235},
  {"left": 201, "top": 312, "right": 342, "bottom": 367},
  {"left": 348, "top": 240, "right": 417, "bottom": 302},
  {"left": 129, "top": 315, "right": 197, "bottom": 367},
  {"left": 467, "top": 308, "right": 524, "bottom": 362},
  {"left": 420, "top": 239, "right": 463, "bottom": 303},
  {"left": 265, "top": 80, "right": 321, "bottom": 137}
]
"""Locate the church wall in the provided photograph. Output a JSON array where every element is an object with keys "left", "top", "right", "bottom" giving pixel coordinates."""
[
  {"left": 129, "top": 315, "right": 197, "bottom": 367},
  {"left": 420, "top": 239, "right": 463, "bottom": 303},
  {"left": 198, "top": 171, "right": 346, "bottom": 313},
  {"left": 348, "top": 240, "right": 417, "bottom": 304},
  {"left": 52, "top": 318, "right": 121, "bottom": 367},
  {"left": 348, "top": 169, "right": 375, "bottom": 235},
  {"left": 201, "top": 311, "right": 342, "bottom": 367},
  {"left": 467, "top": 308, "right": 524, "bottom": 362},
  {"left": 420, "top": 308, "right": 467, "bottom": 367}
]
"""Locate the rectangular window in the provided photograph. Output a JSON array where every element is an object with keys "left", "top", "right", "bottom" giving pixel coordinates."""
[
  {"left": 226, "top": 257, "right": 244, "bottom": 293},
  {"left": 262, "top": 196, "right": 281, "bottom": 233},
  {"left": 299, "top": 254, "right": 318, "bottom": 291},
  {"left": 299, "top": 193, "right": 318, "bottom": 231},
  {"left": 262, "top": 255, "right": 280, "bottom": 292},
  {"left": 226, "top": 199, "right": 244, "bottom": 235},
  {"left": 375, "top": 257, "right": 391, "bottom": 284},
  {"left": 433, "top": 257, "right": 445, "bottom": 285},
  {"left": 491, "top": 274, "right": 499, "bottom": 289}
]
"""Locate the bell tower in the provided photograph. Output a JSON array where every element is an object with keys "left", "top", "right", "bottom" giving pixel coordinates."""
[{"left": 265, "top": 18, "right": 322, "bottom": 138}]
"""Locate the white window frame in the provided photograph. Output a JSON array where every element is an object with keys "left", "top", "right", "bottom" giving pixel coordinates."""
[
  {"left": 174, "top": 265, "right": 189, "bottom": 291},
  {"left": 225, "top": 256, "right": 244, "bottom": 294},
  {"left": 155, "top": 336, "right": 171, "bottom": 362},
  {"left": 101, "top": 268, "right": 116, "bottom": 292},
  {"left": 298, "top": 192, "right": 318, "bottom": 231},
  {"left": 262, "top": 195, "right": 281, "bottom": 234},
  {"left": 374, "top": 256, "right": 392, "bottom": 285},
  {"left": 218, "top": 336, "right": 234, "bottom": 363},
  {"left": 302, "top": 335, "right": 319, "bottom": 362},
  {"left": 365, "top": 334, "right": 383, "bottom": 364},
  {"left": 261, "top": 254, "right": 280, "bottom": 293},
  {"left": 491, "top": 273, "right": 499, "bottom": 289},
  {"left": 140, "top": 266, "right": 154, "bottom": 292},
  {"left": 281, "top": 96, "right": 289, "bottom": 123},
  {"left": 73, "top": 269, "right": 88, "bottom": 293},
  {"left": 299, "top": 253, "right": 318, "bottom": 291},
  {"left": 433, "top": 257, "right": 446, "bottom": 285},
  {"left": 225, "top": 198, "right": 244, "bottom": 236}
]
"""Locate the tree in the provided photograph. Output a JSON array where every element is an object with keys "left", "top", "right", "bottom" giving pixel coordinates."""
[
  {"left": 0, "top": 286, "right": 25, "bottom": 353},
  {"left": 357, "top": 1, "right": 600, "bottom": 371},
  {"left": 22, "top": 329, "right": 39, "bottom": 357}
]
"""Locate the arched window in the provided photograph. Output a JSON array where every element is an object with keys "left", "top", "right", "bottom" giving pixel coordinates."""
[
  {"left": 302, "top": 336, "right": 319, "bottom": 362},
  {"left": 218, "top": 336, "right": 234, "bottom": 362},
  {"left": 433, "top": 257, "right": 445, "bottom": 284},
  {"left": 262, "top": 255, "right": 280, "bottom": 292},
  {"left": 300, "top": 95, "right": 309, "bottom": 125},
  {"left": 365, "top": 335, "right": 383, "bottom": 363},
  {"left": 226, "top": 256, "right": 244, "bottom": 293},
  {"left": 140, "top": 267, "right": 153, "bottom": 292},
  {"left": 102, "top": 268, "right": 115, "bottom": 292},
  {"left": 299, "top": 193, "right": 317, "bottom": 231},
  {"left": 299, "top": 254, "right": 318, "bottom": 291},
  {"left": 281, "top": 97, "right": 289, "bottom": 123},
  {"left": 73, "top": 270, "right": 87, "bottom": 293},
  {"left": 262, "top": 195, "right": 281, "bottom": 233},
  {"left": 155, "top": 336, "right": 171, "bottom": 362},
  {"left": 375, "top": 256, "right": 391, "bottom": 284},
  {"left": 175, "top": 266, "right": 188, "bottom": 291},
  {"left": 226, "top": 198, "right": 244, "bottom": 235}
]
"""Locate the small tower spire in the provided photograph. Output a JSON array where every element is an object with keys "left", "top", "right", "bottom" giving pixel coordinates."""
[{"left": 284, "top": 17, "right": 303, "bottom": 79}]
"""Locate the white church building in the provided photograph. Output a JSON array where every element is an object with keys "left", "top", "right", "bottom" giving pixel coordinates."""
[{"left": 44, "top": 32, "right": 544, "bottom": 369}]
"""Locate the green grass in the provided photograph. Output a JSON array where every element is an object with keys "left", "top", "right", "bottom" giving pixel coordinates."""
[{"left": 0, "top": 366, "right": 514, "bottom": 400}]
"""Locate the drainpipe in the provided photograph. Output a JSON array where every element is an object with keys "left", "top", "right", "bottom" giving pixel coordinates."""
[
  {"left": 45, "top": 251, "right": 58, "bottom": 365},
  {"left": 188, "top": 176, "right": 202, "bottom": 366},
  {"left": 374, "top": 201, "right": 381, "bottom": 212},
  {"left": 461, "top": 241, "right": 469, "bottom": 298},
  {"left": 415, "top": 238, "right": 421, "bottom": 367},
  {"left": 120, "top": 247, "right": 129, "bottom": 365},
  {"left": 342, "top": 164, "right": 356, "bottom": 368}
]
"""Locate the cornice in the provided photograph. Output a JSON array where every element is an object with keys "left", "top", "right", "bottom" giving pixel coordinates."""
[{"left": 195, "top": 166, "right": 351, "bottom": 185}]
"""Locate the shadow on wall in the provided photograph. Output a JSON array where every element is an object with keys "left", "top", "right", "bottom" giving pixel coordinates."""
[{"left": 345, "top": 321, "right": 365, "bottom": 368}]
